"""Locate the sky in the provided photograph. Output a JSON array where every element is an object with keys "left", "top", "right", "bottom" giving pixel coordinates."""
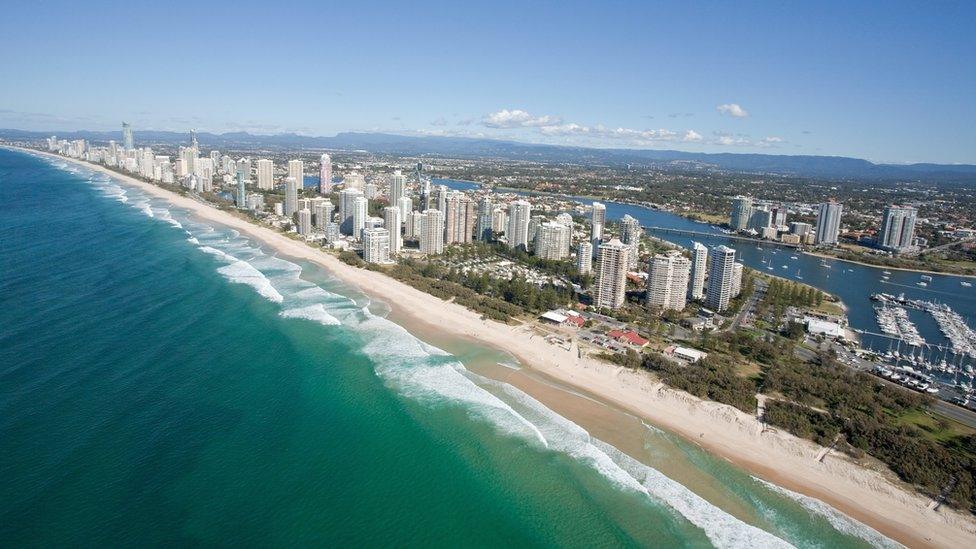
[{"left": 1, "top": 0, "right": 974, "bottom": 164}]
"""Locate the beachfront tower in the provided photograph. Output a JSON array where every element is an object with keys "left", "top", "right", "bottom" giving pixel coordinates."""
[
  {"left": 688, "top": 241, "right": 708, "bottom": 300},
  {"left": 507, "top": 200, "right": 532, "bottom": 250},
  {"left": 383, "top": 206, "right": 402, "bottom": 255},
  {"left": 352, "top": 196, "right": 369, "bottom": 240},
  {"left": 288, "top": 160, "right": 304, "bottom": 191},
  {"left": 705, "top": 245, "right": 736, "bottom": 312},
  {"left": 390, "top": 170, "right": 405, "bottom": 206},
  {"left": 646, "top": 250, "right": 691, "bottom": 312},
  {"left": 420, "top": 209, "right": 445, "bottom": 255},
  {"left": 535, "top": 221, "right": 572, "bottom": 260},
  {"left": 594, "top": 238, "right": 630, "bottom": 310},
  {"left": 591, "top": 202, "right": 607, "bottom": 257},
  {"left": 284, "top": 177, "right": 299, "bottom": 218},
  {"left": 620, "top": 214, "right": 642, "bottom": 269},
  {"left": 256, "top": 159, "right": 274, "bottom": 190},
  {"left": 362, "top": 228, "right": 391, "bottom": 264}
]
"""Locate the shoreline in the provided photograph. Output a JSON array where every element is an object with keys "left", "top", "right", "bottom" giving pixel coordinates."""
[
  {"left": 18, "top": 148, "right": 976, "bottom": 547},
  {"left": 803, "top": 250, "right": 976, "bottom": 280}
]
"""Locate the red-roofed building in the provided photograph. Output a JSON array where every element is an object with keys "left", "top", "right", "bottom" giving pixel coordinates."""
[{"left": 607, "top": 329, "right": 649, "bottom": 347}]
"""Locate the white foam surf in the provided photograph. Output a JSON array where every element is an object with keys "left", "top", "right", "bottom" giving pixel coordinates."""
[
  {"left": 280, "top": 304, "right": 341, "bottom": 326},
  {"left": 215, "top": 260, "right": 284, "bottom": 303}
]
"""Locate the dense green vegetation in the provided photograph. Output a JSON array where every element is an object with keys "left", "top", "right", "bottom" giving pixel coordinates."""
[
  {"left": 755, "top": 277, "right": 823, "bottom": 323},
  {"left": 615, "top": 329, "right": 976, "bottom": 510}
]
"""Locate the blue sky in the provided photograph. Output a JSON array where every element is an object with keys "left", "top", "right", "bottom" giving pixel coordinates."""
[{"left": 1, "top": 0, "right": 973, "bottom": 163}]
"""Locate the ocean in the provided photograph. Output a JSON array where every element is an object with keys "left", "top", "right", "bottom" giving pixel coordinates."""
[{"left": 0, "top": 148, "right": 898, "bottom": 547}]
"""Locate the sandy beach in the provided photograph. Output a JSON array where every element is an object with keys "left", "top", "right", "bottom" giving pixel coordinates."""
[{"left": 24, "top": 148, "right": 976, "bottom": 547}]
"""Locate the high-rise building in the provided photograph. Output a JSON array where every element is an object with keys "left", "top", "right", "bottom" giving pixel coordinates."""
[
  {"left": 236, "top": 172, "right": 246, "bottom": 207},
  {"left": 879, "top": 205, "right": 918, "bottom": 252},
  {"left": 577, "top": 241, "right": 593, "bottom": 275},
  {"left": 288, "top": 160, "right": 304, "bottom": 191},
  {"left": 790, "top": 222, "right": 813, "bottom": 237},
  {"left": 339, "top": 188, "right": 364, "bottom": 235},
  {"left": 297, "top": 208, "right": 313, "bottom": 235},
  {"left": 491, "top": 208, "right": 508, "bottom": 234},
  {"left": 396, "top": 196, "right": 413, "bottom": 223},
  {"left": 319, "top": 154, "right": 333, "bottom": 194},
  {"left": 535, "top": 222, "right": 572, "bottom": 260},
  {"left": 121, "top": 122, "right": 134, "bottom": 150},
  {"left": 362, "top": 228, "right": 391, "bottom": 264},
  {"left": 344, "top": 172, "right": 365, "bottom": 190},
  {"left": 689, "top": 241, "right": 708, "bottom": 300},
  {"left": 352, "top": 196, "right": 369, "bottom": 240},
  {"left": 256, "top": 159, "right": 274, "bottom": 190},
  {"left": 730, "top": 196, "right": 754, "bottom": 231},
  {"left": 731, "top": 262, "right": 744, "bottom": 297},
  {"left": 390, "top": 170, "right": 405, "bottom": 206},
  {"left": 507, "top": 200, "right": 532, "bottom": 249},
  {"left": 313, "top": 200, "right": 334, "bottom": 229},
  {"left": 445, "top": 193, "right": 476, "bottom": 244},
  {"left": 748, "top": 207, "right": 773, "bottom": 232},
  {"left": 284, "top": 176, "right": 299, "bottom": 217},
  {"left": 815, "top": 201, "right": 843, "bottom": 245},
  {"left": 620, "top": 214, "right": 642, "bottom": 269},
  {"left": 646, "top": 250, "right": 691, "bottom": 312},
  {"left": 383, "top": 206, "right": 402, "bottom": 255},
  {"left": 476, "top": 196, "right": 493, "bottom": 241},
  {"left": 420, "top": 209, "right": 445, "bottom": 255},
  {"left": 705, "top": 246, "right": 736, "bottom": 312},
  {"left": 594, "top": 239, "right": 630, "bottom": 310}
]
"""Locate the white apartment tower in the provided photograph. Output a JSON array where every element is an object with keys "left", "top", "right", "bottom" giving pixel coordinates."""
[
  {"left": 815, "top": 201, "right": 843, "bottom": 245},
  {"left": 620, "top": 214, "right": 642, "bottom": 269},
  {"left": 287, "top": 160, "right": 304, "bottom": 191},
  {"left": 688, "top": 241, "right": 708, "bottom": 300},
  {"left": 390, "top": 170, "right": 406, "bottom": 206},
  {"left": 730, "top": 196, "right": 754, "bottom": 231},
  {"left": 879, "top": 205, "right": 918, "bottom": 252},
  {"left": 362, "top": 228, "right": 391, "bottom": 264},
  {"left": 420, "top": 209, "right": 445, "bottom": 255},
  {"left": 731, "top": 262, "right": 744, "bottom": 297},
  {"left": 297, "top": 208, "right": 313, "bottom": 235},
  {"left": 577, "top": 241, "right": 593, "bottom": 275},
  {"left": 256, "top": 159, "right": 274, "bottom": 190},
  {"left": 594, "top": 238, "right": 630, "bottom": 310},
  {"left": 319, "top": 154, "right": 333, "bottom": 194},
  {"left": 383, "top": 206, "right": 402, "bottom": 255},
  {"left": 535, "top": 222, "right": 572, "bottom": 260},
  {"left": 646, "top": 250, "right": 691, "bottom": 312},
  {"left": 284, "top": 176, "right": 299, "bottom": 217},
  {"left": 705, "top": 245, "right": 736, "bottom": 312},
  {"left": 352, "top": 196, "right": 369, "bottom": 240},
  {"left": 507, "top": 200, "right": 532, "bottom": 249}
]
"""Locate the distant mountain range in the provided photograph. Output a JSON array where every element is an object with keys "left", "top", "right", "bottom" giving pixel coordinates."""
[{"left": 3, "top": 128, "right": 974, "bottom": 183}]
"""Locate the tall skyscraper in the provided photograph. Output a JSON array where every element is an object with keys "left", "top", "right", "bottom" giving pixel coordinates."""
[
  {"left": 236, "top": 172, "right": 246, "bottom": 207},
  {"left": 476, "top": 196, "right": 493, "bottom": 241},
  {"left": 390, "top": 170, "right": 405, "bottom": 206},
  {"left": 339, "top": 188, "right": 364, "bottom": 235},
  {"left": 296, "top": 208, "right": 313, "bottom": 235},
  {"left": 362, "top": 228, "right": 391, "bottom": 263},
  {"left": 815, "top": 201, "right": 843, "bottom": 245},
  {"left": 688, "top": 241, "right": 708, "bottom": 300},
  {"left": 352, "top": 196, "right": 369, "bottom": 240},
  {"left": 594, "top": 239, "right": 630, "bottom": 310},
  {"left": 591, "top": 202, "right": 606, "bottom": 257},
  {"left": 288, "top": 160, "right": 304, "bottom": 191},
  {"left": 313, "top": 199, "right": 334, "bottom": 229},
  {"left": 420, "top": 209, "right": 445, "bottom": 255},
  {"left": 445, "top": 193, "right": 476, "bottom": 244},
  {"left": 879, "top": 205, "right": 918, "bottom": 252},
  {"left": 507, "top": 200, "right": 532, "bottom": 249},
  {"left": 535, "top": 222, "right": 571, "bottom": 260},
  {"left": 319, "top": 154, "right": 333, "bottom": 194},
  {"left": 705, "top": 246, "right": 736, "bottom": 312},
  {"left": 256, "top": 159, "right": 274, "bottom": 190},
  {"left": 748, "top": 207, "right": 773, "bottom": 232},
  {"left": 730, "top": 196, "right": 754, "bottom": 231},
  {"left": 646, "top": 250, "right": 691, "bottom": 312},
  {"left": 397, "top": 196, "right": 413, "bottom": 223},
  {"left": 731, "top": 262, "right": 744, "bottom": 297},
  {"left": 121, "top": 122, "right": 134, "bottom": 150},
  {"left": 284, "top": 176, "right": 299, "bottom": 217},
  {"left": 620, "top": 214, "right": 642, "bottom": 269},
  {"left": 577, "top": 241, "right": 593, "bottom": 275},
  {"left": 383, "top": 206, "right": 402, "bottom": 255}
]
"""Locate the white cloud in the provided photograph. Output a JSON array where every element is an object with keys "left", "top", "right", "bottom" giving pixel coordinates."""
[
  {"left": 716, "top": 103, "right": 749, "bottom": 118},
  {"left": 683, "top": 130, "right": 703, "bottom": 142},
  {"left": 482, "top": 109, "right": 562, "bottom": 128}
]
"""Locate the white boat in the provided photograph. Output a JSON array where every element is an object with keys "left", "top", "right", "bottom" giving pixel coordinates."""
[
  {"left": 921, "top": 275, "right": 933, "bottom": 282},
  {"left": 781, "top": 265, "right": 788, "bottom": 269},
  {"left": 917, "top": 282, "right": 928, "bottom": 287},
  {"left": 962, "top": 281, "right": 973, "bottom": 287},
  {"left": 883, "top": 271, "right": 892, "bottom": 275}
]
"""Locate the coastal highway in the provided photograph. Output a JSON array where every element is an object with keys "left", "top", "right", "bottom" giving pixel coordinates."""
[{"left": 931, "top": 400, "right": 976, "bottom": 429}]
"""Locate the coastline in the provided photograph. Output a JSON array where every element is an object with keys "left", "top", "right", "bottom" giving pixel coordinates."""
[
  {"left": 19, "top": 148, "right": 976, "bottom": 547},
  {"left": 803, "top": 250, "right": 976, "bottom": 280}
]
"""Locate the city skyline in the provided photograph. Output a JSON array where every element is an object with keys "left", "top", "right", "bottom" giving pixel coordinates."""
[{"left": 1, "top": 1, "right": 974, "bottom": 164}]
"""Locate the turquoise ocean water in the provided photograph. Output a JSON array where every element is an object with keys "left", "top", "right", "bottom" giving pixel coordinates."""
[{"left": 0, "top": 148, "right": 899, "bottom": 547}]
